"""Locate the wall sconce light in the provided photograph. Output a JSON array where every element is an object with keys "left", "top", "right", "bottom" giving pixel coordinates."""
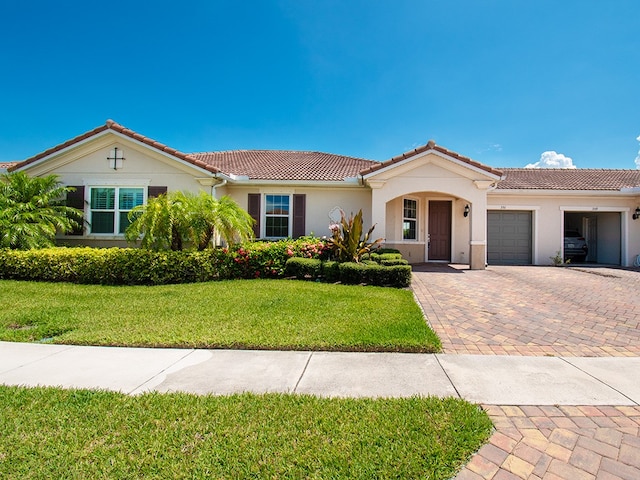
[
  {"left": 463, "top": 204, "right": 470, "bottom": 217},
  {"left": 107, "top": 147, "right": 125, "bottom": 170},
  {"left": 633, "top": 207, "right": 640, "bottom": 220}
]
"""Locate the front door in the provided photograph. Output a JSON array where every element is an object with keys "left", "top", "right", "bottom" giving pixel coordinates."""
[{"left": 428, "top": 201, "right": 451, "bottom": 261}]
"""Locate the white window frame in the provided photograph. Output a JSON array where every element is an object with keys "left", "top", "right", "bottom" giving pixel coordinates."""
[
  {"left": 402, "top": 197, "right": 419, "bottom": 241},
  {"left": 87, "top": 186, "right": 146, "bottom": 236},
  {"left": 263, "top": 193, "right": 292, "bottom": 239}
]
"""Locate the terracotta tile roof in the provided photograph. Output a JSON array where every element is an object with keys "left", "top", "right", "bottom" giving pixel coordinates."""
[
  {"left": 359, "top": 140, "right": 504, "bottom": 178},
  {"left": 10, "top": 120, "right": 220, "bottom": 174},
  {"left": 497, "top": 168, "right": 640, "bottom": 190},
  {"left": 191, "top": 150, "right": 376, "bottom": 181},
  {"left": 0, "top": 162, "right": 17, "bottom": 171}
]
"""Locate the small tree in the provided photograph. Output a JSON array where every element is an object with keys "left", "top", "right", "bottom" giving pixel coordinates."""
[
  {"left": 125, "top": 191, "right": 254, "bottom": 251},
  {"left": 0, "top": 172, "right": 83, "bottom": 249},
  {"left": 326, "top": 209, "right": 383, "bottom": 262},
  {"left": 177, "top": 192, "right": 254, "bottom": 250},
  {"left": 124, "top": 193, "right": 187, "bottom": 251}
]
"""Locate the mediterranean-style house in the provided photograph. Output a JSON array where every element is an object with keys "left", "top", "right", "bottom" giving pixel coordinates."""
[{"left": 4, "top": 120, "right": 640, "bottom": 270}]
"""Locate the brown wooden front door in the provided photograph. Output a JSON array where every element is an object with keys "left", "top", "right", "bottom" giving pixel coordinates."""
[{"left": 428, "top": 201, "right": 452, "bottom": 261}]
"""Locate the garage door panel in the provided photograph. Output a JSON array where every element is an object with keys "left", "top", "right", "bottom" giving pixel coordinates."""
[{"left": 487, "top": 210, "right": 532, "bottom": 265}]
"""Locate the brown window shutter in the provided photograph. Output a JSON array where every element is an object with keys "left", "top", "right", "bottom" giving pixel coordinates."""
[
  {"left": 148, "top": 186, "right": 168, "bottom": 198},
  {"left": 248, "top": 193, "right": 261, "bottom": 238},
  {"left": 292, "top": 194, "right": 306, "bottom": 238},
  {"left": 66, "top": 186, "right": 85, "bottom": 235}
]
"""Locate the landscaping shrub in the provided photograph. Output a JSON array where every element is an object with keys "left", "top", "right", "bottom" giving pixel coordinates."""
[
  {"left": 373, "top": 264, "right": 412, "bottom": 288},
  {"left": 379, "top": 258, "right": 409, "bottom": 266},
  {"left": 337, "top": 262, "right": 366, "bottom": 285},
  {"left": 375, "top": 248, "right": 402, "bottom": 255},
  {"left": 0, "top": 247, "right": 222, "bottom": 285},
  {"left": 0, "top": 237, "right": 411, "bottom": 287},
  {"left": 321, "top": 260, "right": 340, "bottom": 283},
  {"left": 0, "top": 238, "right": 331, "bottom": 285},
  {"left": 368, "top": 252, "right": 403, "bottom": 262},
  {"left": 337, "top": 261, "right": 411, "bottom": 288},
  {"left": 284, "top": 258, "right": 322, "bottom": 279}
]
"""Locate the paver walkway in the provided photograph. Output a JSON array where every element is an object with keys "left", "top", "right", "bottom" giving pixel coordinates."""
[
  {"left": 411, "top": 264, "right": 640, "bottom": 479},
  {"left": 412, "top": 264, "right": 640, "bottom": 357},
  {"left": 456, "top": 405, "right": 640, "bottom": 480}
]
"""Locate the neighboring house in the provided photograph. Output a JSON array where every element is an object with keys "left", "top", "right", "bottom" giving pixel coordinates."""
[{"left": 8, "top": 120, "right": 640, "bottom": 269}]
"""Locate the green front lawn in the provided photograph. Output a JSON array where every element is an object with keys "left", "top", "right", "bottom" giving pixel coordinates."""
[
  {"left": 0, "top": 386, "right": 492, "bottom": 479},
  {"left": 0, "top": 279, "right": 440, "bottom": 352}
]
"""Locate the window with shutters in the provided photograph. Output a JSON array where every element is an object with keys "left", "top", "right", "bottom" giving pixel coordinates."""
[
  {"left": 248, "top": 193, "right": 305, "bottom": 239},
  {"left": 89, "top": 187, "right": 145, "bottom": 234},
  {"left": 265, "top": 194, "right": 290, "bottom": 238}
]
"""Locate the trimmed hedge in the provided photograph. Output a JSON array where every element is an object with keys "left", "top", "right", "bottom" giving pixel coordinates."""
[
  {"left": 285, "top": 256, "right": 412, "bottom": 288},
  {"left": 0, "top": 248, "right": 221, "bottom": 285},
  {"left": 338, "top": 262, "right": 412, "bottom": 288},
  {"left": 0, "top": 238, "right": 330, "bottom": 286},
  {"left": 0, "top": 239, "right": 411, "bottom": 288},
  {"left": 284, "top": 257, "right": 322, "bottom": 280}
]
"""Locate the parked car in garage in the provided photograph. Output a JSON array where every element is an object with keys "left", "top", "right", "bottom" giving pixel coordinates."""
[{"left": 564, "top": 230, "right": 588, "bottom": 262}]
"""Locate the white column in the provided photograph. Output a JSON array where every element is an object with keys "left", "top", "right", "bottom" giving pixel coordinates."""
[{"left": 369, "top": 183, "right": 386, "bottom": 242}]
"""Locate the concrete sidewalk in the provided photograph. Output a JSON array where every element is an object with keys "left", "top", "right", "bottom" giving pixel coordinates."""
[{"left": 1, "top": 341, "right": 638, "bottom": 405}]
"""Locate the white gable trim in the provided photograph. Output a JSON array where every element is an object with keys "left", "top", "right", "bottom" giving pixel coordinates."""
[
  {"left": 17, "top": 129, "right": 225, "bottom": 180},
  {"left": 363, "top": 148, "right": 502, "bottom": 181}
]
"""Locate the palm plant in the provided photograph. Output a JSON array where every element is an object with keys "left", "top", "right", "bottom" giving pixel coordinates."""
[
  {"left": 0, "top": 172, "right": 83, "bottom": 249},
  {"left": 180, "top": 192, "right": 255, "bottom": 250},
  {"left": 326, "top": 209, "right": 383, "bottom": 262},
  {"left": 125, "top": 191, "right": 254, "bottom": 251},
  {"left": 125, "top": 193, "right": 188, "bottom": 251}
]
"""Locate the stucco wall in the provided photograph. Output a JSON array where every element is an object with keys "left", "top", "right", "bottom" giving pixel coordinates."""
[
  {"left": 488, "top": 192, "right": 640, "bottom": 266},
  {"left": 31, "top": 139, "right": 212, "bottom": 194},
  {"left": 383, "top": 194, "right": 471, "bottom": 264},
  {"left": 223, "top": 185, "right": 372, "bottom": 239}
]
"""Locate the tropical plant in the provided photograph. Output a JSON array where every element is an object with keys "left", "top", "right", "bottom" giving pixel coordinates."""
[
  {"left": 125, "top": 191, "right": 254, "bottom": 251},
  {"left": 0, "top": 171, "right": 83, "bottom": 249},
  {"left": 181, "top": 191, "right": 255, "bottom": 249},
  {"left": 124, "top": 192, "right": 186, "bottom": 251},
  {"left": 326, "top": 209, "right": 383, "bottom": 262}
]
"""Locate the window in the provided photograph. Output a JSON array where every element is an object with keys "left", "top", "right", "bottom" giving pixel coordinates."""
[
  {"left": 403, "top": 198, "right": 418, "bottom": 240},
  {"left": 89, "top": 187, "right": 144, "bottom": 234},
  {"left": 265, "top": 194, "right": 290, "bottom": 238}
]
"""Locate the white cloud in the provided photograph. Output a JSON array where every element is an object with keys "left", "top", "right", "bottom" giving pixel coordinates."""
[
  {"left": 635, "top": 135, "right": 640, "bottom": 169},
  {"left": 525, "top": 151, "right": 577, "bottom": 169}
]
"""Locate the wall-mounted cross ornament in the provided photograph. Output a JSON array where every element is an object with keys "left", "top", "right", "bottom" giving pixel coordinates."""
[{"left": 107, "top": 147, "right": 125, "bottom": 170}]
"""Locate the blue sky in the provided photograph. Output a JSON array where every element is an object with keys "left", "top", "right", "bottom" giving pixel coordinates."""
[{"left": 1, "top": 1, "right": 639, "bottom": 169}]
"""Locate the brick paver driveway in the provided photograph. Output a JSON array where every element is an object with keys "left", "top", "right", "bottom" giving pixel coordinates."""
[
  {"left": 412, "top": 264, "right": 640, "bottom": 357},
  {"left": 412, "top": 264, "right": 640, "bottom": 479}
]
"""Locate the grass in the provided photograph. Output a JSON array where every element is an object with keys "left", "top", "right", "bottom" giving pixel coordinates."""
[
  {"left": 0, "top": 279, "right": 440, "bottom": 352},
  {"left": 0, "top": 386, "right": 492, "bottom": 479}
]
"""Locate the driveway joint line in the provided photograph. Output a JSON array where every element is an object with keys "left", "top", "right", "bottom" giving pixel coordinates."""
[
  {"left": 293, "top": 352, "right": 313, "bottom": 394},
  {"left": 559, "top": 356, "right": 639, "bottom": 406},
  {"left": 434, "top": 354, "right": 461, "bottom": 399},
  {"left": 128, "top": 348, "right": 198, "bottom": 395},
  {"left": 0, "top": 343, "right": 75, "bottom": 376}
]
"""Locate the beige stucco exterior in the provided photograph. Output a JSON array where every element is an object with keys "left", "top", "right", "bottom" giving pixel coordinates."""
[
  {"left": 13, "top": 124, "right": 640, "bottom": 268},
  {"left": 488, "top": 191, "right": 640, "bottom": 266},
  {"left": 22, "top": 133, "right": 215, "bottom": 192},
  {"left": 363, "top": 150, "right": 501, "bottom": 269},
  {"left": 220, "top": 184, "right": 372, "bottom": 239}
]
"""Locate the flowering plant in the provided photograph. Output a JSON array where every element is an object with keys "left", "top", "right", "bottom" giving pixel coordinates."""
[{"left": 326, "top": 209, "right": 383, "bottom": 263}]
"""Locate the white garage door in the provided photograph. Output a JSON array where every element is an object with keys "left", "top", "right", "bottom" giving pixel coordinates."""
[{"left": 487, "top": 211, "right": 532, "bottom": 265}]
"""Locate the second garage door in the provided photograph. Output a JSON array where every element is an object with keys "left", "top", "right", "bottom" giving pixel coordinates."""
[{"left": 487, "top": 210, "right": 532, "bottom": 265}]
